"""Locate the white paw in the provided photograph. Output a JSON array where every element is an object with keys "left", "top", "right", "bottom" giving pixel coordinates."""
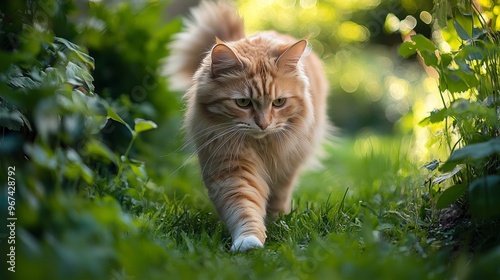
[{"left": 230, "top": 235, "right": 263, "bottom": 252}]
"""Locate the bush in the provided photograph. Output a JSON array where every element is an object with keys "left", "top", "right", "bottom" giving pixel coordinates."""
[
  {"left": 399, "top": 0, "right": 500, "bottom": 245},
  {"left": 0, "top": 0, "right": 187, "bottom": 278}
]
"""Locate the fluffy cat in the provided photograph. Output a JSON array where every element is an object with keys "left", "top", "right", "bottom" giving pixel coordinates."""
[{"left": 165, "top": 1, "right": 329, "bottom": 252}]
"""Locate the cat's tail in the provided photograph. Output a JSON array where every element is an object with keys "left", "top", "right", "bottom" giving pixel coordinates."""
[{"left": 164, "top": 1, "right": 245, "bottom": 91}]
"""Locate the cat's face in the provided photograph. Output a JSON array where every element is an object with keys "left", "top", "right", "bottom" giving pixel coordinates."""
[
  {"left": 196, "top": 39, "right": 313, "bottom": 140},
  {"left": 210, "top": 78, "right": 307, "bottom": 139}
]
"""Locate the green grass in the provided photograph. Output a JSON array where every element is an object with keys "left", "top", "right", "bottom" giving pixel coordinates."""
[
  {"left": 149, "top": 133, "right": 497, "bottom": 280},
  {"left": 14, "top": 132, "right": 500, "bottom": 280},
  {"left": 132, "top": 133, "right": 496, "bottom": 279},
  {"left": 129, "top": 134, "right": 449, "bottom": 279}
]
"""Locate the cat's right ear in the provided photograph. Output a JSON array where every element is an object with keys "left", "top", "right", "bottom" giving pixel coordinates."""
[{"left": 211, "top": 44, "right": 243, "bottom": 77}]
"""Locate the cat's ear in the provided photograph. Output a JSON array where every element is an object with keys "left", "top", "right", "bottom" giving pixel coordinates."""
[
  {"left": 211, "top": 43, "right": 243, "bottom": 77},
  {"left": 215, "top": 37, "right": 224, "bottom": 44},
  {"left": 276, "top": 40, "right": 308, "bottom": 72}
]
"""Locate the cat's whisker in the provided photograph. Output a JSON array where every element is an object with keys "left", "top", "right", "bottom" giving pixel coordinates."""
[
  {"left": 170, "top": 126, "right": 240, "bottom": 175},
  {"left": 182, "top": 123, "right": 234, "bottom": 150},
  {"left": 161, "top": 123, "right": 233, "bottom": 159}
]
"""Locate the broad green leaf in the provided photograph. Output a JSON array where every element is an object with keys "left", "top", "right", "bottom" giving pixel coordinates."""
[
  {"left": 134, "top": 118, "right": 158, "bottom": 134},
  {"left": 120, "top": 156, "right": 148, "bottom": 180},
  {"left": 55, "top": 37, "right": 95, "bottom": 69},
  {"left": 24, "top": 144, "right": 57, "bottom": 170},
  {"left": 471, "top": 27, "right": 487, "bottom": 40},
  {"left": 0, "top": 108, "right": 31, "bottom": 131},
  {"left": 469, "top": 175, "right": 500, "bottom": 218},
  {"left": 440, "top": 68, "right": 475, "bottom": 93},
  {"left": 122, "top": 188, "right": 142, "bottom": 201},
  {"left": 447, "top": 100, "right": 497, "bottom": 127},
  {"left": 64, "top": 149, "right": 94, "bottom": 183},
  {"left": 439, "top": 53, "right": 453, "bottom": 67},
  {"left": 458, "top": 45, "right": 483, "bottom": 61},
  {"left": 453, "top": 20, "right": 470, "bottom": 41},
  {"left": 420, "top": 50, "right": 439, "bottom": 67},
  {"left": 437, "top": 184, "right": 467, "bottom": 209},
  {"left": 429, "top": 108, "right": 447, "bottom": 123},
  {"left": 419, "top": 108, "right": 447, "bottom": 126},
  {"left": 83, "top": 139, "right": 119, "bottom": 165},
  {"left": 398, "top": 41, "right": 418, "bottom": 58},
  {"left": 399, "top": 35, "right": 438, "bottom": 66},
  {"left": 441, "top": 138, "right": 500, "bottom": 172},
  {"left": 106, "top": 105, "right": 133, "bottom": 133},
  {"left": 410, "top": 34, "right": 436, "bottom": 52}
]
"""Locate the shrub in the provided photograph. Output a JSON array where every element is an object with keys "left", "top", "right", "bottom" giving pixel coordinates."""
[
  {"left": 0, "top": 1, "right": 181, "bottom": 278},
  {"left": 399, "top": 1, "right": 500, "bottom": 224}
]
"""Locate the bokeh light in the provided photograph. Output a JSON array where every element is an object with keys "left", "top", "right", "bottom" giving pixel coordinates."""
[{"left": 237, "top": 0, "right": 442, "bottom": 162}]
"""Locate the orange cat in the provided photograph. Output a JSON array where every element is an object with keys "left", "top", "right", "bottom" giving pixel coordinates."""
[{"left": 166, "top": 1, "right": 329, "bottom": 251}]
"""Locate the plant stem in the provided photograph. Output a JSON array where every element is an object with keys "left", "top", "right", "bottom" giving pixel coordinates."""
[{"left": 114, "top": 133, "right": 137, "bottom": 186}]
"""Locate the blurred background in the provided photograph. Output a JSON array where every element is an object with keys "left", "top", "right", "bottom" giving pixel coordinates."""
[
  {"left": 0, "top": 0, "right": 452, "bottom": 278},
  {"left": 81, "top": 0, "right": 442, "bottom": 168},
  {"left": 33, "top": 0, "right": 443, "bottom": 191},
  {"left": 0, "top": 0, "right": 439, "bottom": 247},
  {"left": 167, "top": 0, "right": 435, "bottom": 135}
]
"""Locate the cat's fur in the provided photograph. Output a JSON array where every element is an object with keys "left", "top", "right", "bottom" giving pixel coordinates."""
[{"left": 165, "top": 1, "right": 329, "bottom": 251}]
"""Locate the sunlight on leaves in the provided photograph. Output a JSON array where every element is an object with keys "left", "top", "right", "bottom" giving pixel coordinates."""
[{"left": 134, "top": 118, "right": 158, "bottom": 134}]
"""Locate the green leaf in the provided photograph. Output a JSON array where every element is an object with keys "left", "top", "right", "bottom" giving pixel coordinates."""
[
  {"left": 411, "top": 34, "right": 436, "bottom": 52},
  {"left": 436, "top": 184, "right": 467, "bottom": 209},
  {"left": 122, "top": 188, "right": 142, "bottom": 201},
  {"left": 439, "top": 53, "right": 453, "bottom": 67},
  {"left": 453, "top": 20, "right": 470, "bottom": 41},
  {"left": 55, "top": 37, "right": 95, "bottom": 69},
  {"left": 420, "top": 50, "right": 438, "bottom": 67},
  {"left": 106, "top": 105, "right": 133, "bottom": 134},
  {"left": 419, "top": 108, "right": 448, "bottom": 126},
  {"left": 0, "top": 108, "right": 32, "bottom": 131},
  {"left": 469, "top": 175, "right": 500, "bottom": 218},
  {"left": 398, "top": 41, "right": 418, "bottom": 58},
  {"left": 120, "top": 156, "right": 148, "bottom": 180},
  {"left": 399, "top": 35, "right": 438, "bottom": 67},
  {"left": 441, "top": 138, "right": 500, "bottom": 172},
  {"left": 134, "top": 118, "right": 158, "bottom": 134},
  {"left": 24, "top": 144, "right": 58, "bottom": 169},
  {"left": 458, "top": 45, "right": 483, "bottom": 61},
  {"left": 398, "top": 35, "right": 437, "bottom": 61},
  {"left": 440, "top": 68, "right": 477, "bottom": 93},
  {"left": 83, "top": 139, "right": 119, "bottom": 165},
  {"left": 64, "top": 149, "right": 94, "bottom": 183}
]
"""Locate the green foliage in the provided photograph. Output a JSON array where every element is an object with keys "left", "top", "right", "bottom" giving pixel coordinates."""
[
  {"left": 399, "top": 3, "right": 500, "bottom": 219},
  {"left": 0, "top": 1, "right": 171, "bottom": 278}
]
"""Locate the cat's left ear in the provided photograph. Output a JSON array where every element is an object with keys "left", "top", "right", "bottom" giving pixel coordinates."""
[{"left": 276, "top": 40, "right": 308, "bottom": 72}]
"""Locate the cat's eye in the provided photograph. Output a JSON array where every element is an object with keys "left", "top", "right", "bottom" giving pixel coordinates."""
[
  {"left": 272, "top": 98, "right": 286, "bottom": 107},
  {"left": 235, "top": 98, "right": 251, "bottom": 107}
]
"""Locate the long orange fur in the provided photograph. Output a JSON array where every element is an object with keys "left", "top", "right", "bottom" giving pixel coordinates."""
[{"left": 165, "top": 1, "right": 329, "bottom": 251}]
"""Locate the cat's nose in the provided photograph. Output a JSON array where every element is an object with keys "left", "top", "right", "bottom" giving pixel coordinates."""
[
  {"left": 256, "top": 119, "right": 270, "bottom": 130},
  {"left": 257, "top": 123, "right": 269, "bottom": 130},
  {"left": 255, "top": 114, "right": 271, "bottom": 130}
]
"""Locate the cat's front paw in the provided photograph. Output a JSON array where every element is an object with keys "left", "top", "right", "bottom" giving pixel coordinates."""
[{"left": 230, "top": 235, "right": 264, "bottom": 252}]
